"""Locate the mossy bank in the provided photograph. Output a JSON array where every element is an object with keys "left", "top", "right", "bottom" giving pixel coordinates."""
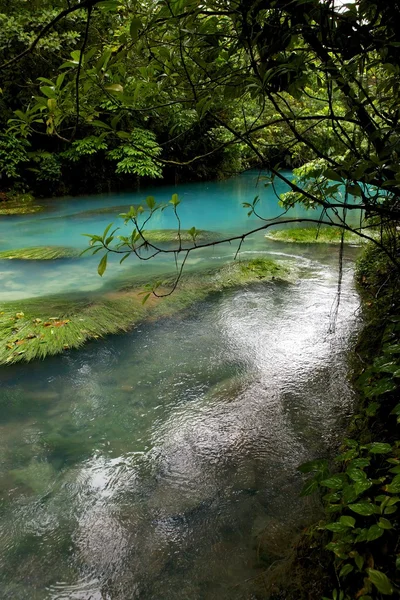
[
  {"left": 263, "top": 240, "right": 400, "bottom": 600},
  {"left": 266, "top": 227, "right": 371, "bottom": 245},
  {"left": 0, "top": 257, "right": 289, "bottom": 365},
  {"left": 0, "top": 246, "right": 81, "bottom": 260}
]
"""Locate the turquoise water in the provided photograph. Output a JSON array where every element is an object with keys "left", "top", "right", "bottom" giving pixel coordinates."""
[
  {"left": 0, "top": 171, "right": 361, "bottom": 599},
  {"left": 0, "top": 170, "right": 322, "bottom": 300}
]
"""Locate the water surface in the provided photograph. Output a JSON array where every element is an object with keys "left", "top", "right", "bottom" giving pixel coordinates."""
[{"left": 0, "top": 171, "right": 361, "bottom": 599}]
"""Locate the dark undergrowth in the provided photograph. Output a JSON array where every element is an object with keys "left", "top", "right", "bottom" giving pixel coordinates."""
[{"left": 260, "top": 240, "right": 400, "bottom": 599}]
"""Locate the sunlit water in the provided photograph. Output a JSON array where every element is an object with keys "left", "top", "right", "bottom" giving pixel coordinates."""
[{"left": 0, "top": 171, "right": 361, "bottom": 599}]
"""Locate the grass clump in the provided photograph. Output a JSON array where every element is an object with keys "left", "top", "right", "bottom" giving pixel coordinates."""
[
  {"left": 266, "top": 226, "right": 366, "bottom": 245},
  {"left": 0, "top": 246, "right": 81, "bottom": 260},
  {"left": 143, "top": 229, "right": 222, "bottom": 244},
  {"left": 0, "top": 193, "right": 44, "bottom": 215},
  {"left": 0, "top": 257, "right": 289, "bottom": 365}
]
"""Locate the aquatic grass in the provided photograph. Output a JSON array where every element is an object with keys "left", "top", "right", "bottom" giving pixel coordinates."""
[
  {"left": 0, "top": 258, "right": 289, "bottom": 365},
  {"left": 265, "top": 227, "right": 370, "bottom": 245},
  {"left": 0, "top": 246, "right": 82, "bottom": 260},
  {"left": 0, "top": 193, "right": 44, "bottom": 216},
  {"left": 143, "top": 229, "right": 223, "bottom": 243}
]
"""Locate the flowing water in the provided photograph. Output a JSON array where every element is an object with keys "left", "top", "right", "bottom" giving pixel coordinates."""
[{"left": 0, "top": 171, "right": 361, "bottom": 599}]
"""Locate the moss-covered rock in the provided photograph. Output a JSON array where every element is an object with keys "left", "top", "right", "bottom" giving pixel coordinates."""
[
  {"left": 265, "top": 227, "right": 367, "bottom": 245},
  {"left": 0, "top": 246, "right": 81, "bottom": 260},
  {"left": 143, "top": 229, "right": 222, "bottom": 243},
  {"left": 0, "top": 257, "right": 289, "bottom": 365},
  {"left": 0, "top": 193, "right": 44, "bottom": 215}
]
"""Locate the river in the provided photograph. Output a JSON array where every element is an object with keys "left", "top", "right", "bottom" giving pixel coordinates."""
[{"left": 0, "top": 171, "right": 360, "bottom": 599}]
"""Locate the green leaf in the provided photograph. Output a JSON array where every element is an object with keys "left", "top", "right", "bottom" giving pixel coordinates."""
[
  {"left": 384, "top": 343, "right": 400, "bottom": 354},
  {"left": 141, "top": 292, "right": 151, "bottom": 304},
  {"left": 366, "top": 524, "right": 384, "bottom": 541},
  {"left": 354, "top": 553, "right": 364, "bottom": 570},
  {"left": 130, "top": 17, "right": 142, "bottom": 42},
  {"left": 365, "top": 379, "right": 396, "bottom": 398},
  {"left": 97, "top": 254, "right": 108, "bottom": 277},
  {"left": 170, "top": 193, "right": 180, "bottom": 207},
  {"left": 47, "top": 98, "right": 57, "bottom": 112},
  {"left": 105, "top": 84, "right": 124, "bottom": 93},
  {"left": 349, "top": 502, "right": 377, "bottom": 516},
  {"left": 385, "top": 476, "right": 400, "bottom": 493},
  {"left": 325, "top": 522, "right": 350, "bottom": 533},
  {"left": 92, "top": 120, "right": 112, "bottom": 130},
  {"left": 339, "top": 515, "right": 356, "bottom": 528},
  {"left": 321, "top": 476, "right": 346, "bottom": 489},
  {"left": 365, "top": 402, "right": 379, "bottom": 417},
  {"left": 347, "top": 467, "right": 367, "bottom": 482},
  {"left": 325, "top": 168, "right": 343, "bottom": 182},
  {"left": 367, "top": 569, "right": 393, "bottom": 595},
  {"left": 378, "top": 517, "right": 393, "bottom": 529},
  {"left": 146, "top": 196, "right": 156, "bottom": 210},
  {"left": 339, "top": 563, "right": 353, "bottom": 578},
  {"left": 40, "top": 86, "right": 56, "bottom": 99},
  {"left": 119, "top": 252, "right": 130, "bottom": 265},
  {"left": 368, "top": 443, "right": 393, "bottom": 454},
  {"left": 354, "top": 480, "right": 373, "bottom": 496}
]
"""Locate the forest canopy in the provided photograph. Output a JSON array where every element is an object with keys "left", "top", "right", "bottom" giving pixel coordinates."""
[{"left": 0, "top": 0, "right": 399, "bottom": 269}]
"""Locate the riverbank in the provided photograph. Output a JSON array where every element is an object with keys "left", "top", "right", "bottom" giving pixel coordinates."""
[
  {"left": 0, "top": 257, "right": 290, "bottom": 365},
  {"left": 266, "top": 227, "right": 371, "bottom": 245},
  {"left": 0, "top": 192, "right": 45, "bottom": 215},
  {"left": 263, "top": 239, "right": 400, "bottom": 599}
]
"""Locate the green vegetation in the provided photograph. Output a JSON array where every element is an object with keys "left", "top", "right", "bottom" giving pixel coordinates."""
[
  {"left": 0, "top": 246, "right": 81, "bottom": 260},
  {"left": 0, "top": 257, "right": 289, "bottom": 365},
  {"left": 0, "top": 193, "right": 44, "bottom": 215},
  {"left": 1, "top": 1, "right": 400, "bottom": 597},
  {"left": 278, "top": 242, "right": 400, "bottom": 600},
  {"left": 265, "top": 227, "right": 366, "bottom": 245},
  {"left": 144, "top": 229, "right": 221, "bottom": 244}
]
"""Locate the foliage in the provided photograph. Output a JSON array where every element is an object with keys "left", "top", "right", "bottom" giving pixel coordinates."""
[
  {"left": 106, "top": 129, "right": 162, "bottom": 177},
  {"left": 0, "top": 192, "right": 44, "bottom": 215},
  {"left": 0, "top": 246, "right": 81, "bottom": 260},
  {"left": 0, "top": 133, "right": 29, "bottom": 180},
  {"left": 265, "top": 227, "right": 369, "bottom": 245},
  {"left": 298, "top": 241, "right": 400, "bottom": 600}
]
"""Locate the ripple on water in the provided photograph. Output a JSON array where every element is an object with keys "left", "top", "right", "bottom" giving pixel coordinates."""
[{"left": 0, "top": 245, "right": 361, "bottom": 599}]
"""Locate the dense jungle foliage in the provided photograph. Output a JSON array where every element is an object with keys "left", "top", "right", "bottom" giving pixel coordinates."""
[{"left": 1, "top": 1, "right": 400, "bottom": 598}]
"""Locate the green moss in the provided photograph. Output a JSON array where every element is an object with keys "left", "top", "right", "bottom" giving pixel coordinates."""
[
  {"left": 0, "top": 246, "right": 81, "bottom": 260},
  {"left": 144, "top": 229, "right": 222, "bottom": 243},
  {"left": 0, "top": 193, "right": 44, "bottom": 215},
  {"left": 265, "top": 227, "right": 367, "bottom": 245},
  {"left": 0, "top": 257, "right": 289, "bottom": 365}
]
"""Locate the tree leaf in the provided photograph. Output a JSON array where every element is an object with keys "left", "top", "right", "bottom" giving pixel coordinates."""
[
  {"left": 130, "top": 17, "right": 142, "bottom": 42},
  {"left": 368, "top": 443, "right": 393, "bottom": 454},
  {"left": 339, "top": 515, "right": 356, "bottom": 528},
  {"left": 349, "top": 502, "right": 377, "bottom": 516},
  {"left": 367, "top": 569, "right": 393, "bottom": 595},
  {"left": 366, "top": 524, "right": 384, "bottom": 541},
  {"left": 105, "top": 84, "right": 124, "bottom": 93},
  {"left": 321, "top": 475, "right": 346, "bottom": 489},
  {"left": 97, "top": 253, "right": 108, "bottom": 277},
  {"left": 339, "top": 563, "right": 354, "bottom": 578}
]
